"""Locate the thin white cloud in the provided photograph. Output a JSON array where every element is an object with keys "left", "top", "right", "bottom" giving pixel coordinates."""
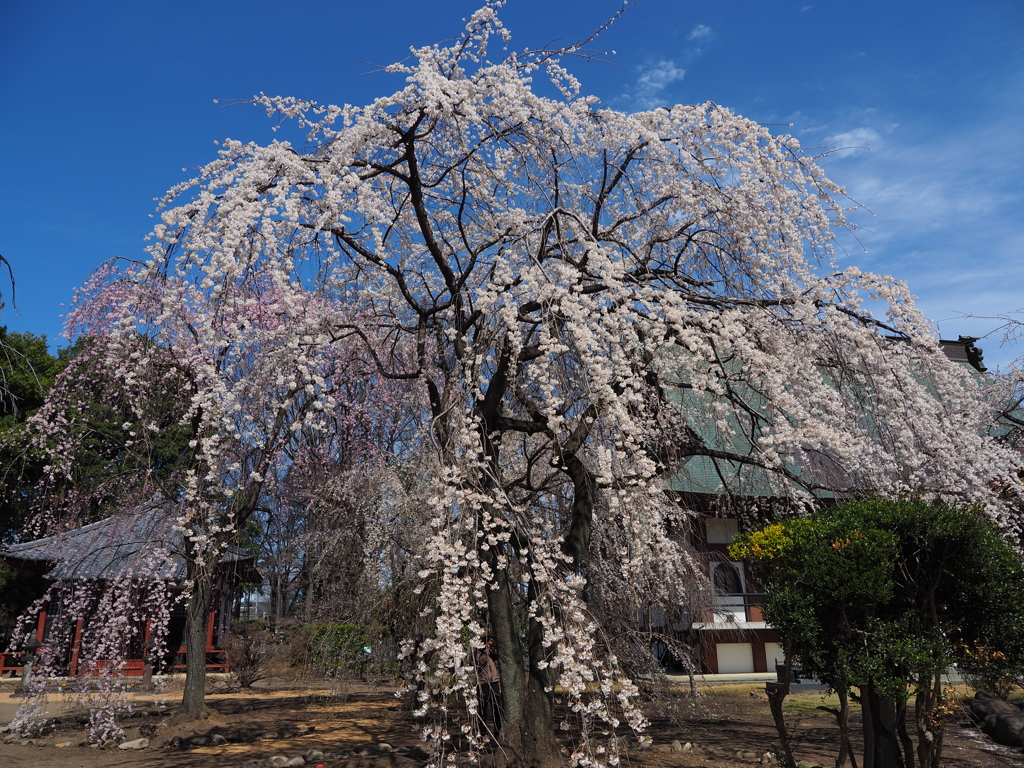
[
  {"left": 632, "top": 60, "right": 686, "bottom": 109},
  {"left": 826, "top": 127, "right": 883, "bottom": 157},
  {"left": 638, "top": 60, "right": 686, "bottom": 91},
  {"left": 626, "top": 25, "right": 713, "bottom": 110},
  {"left": 688, "top": 24, "right": 714, "bottom": 42}
]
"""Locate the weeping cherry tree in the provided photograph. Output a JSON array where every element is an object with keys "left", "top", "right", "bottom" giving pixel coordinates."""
[{"left": 25, "top": 2, "right": 1023, "bottom": 764}]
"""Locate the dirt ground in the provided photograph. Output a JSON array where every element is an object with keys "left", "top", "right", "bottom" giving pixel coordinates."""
[{"left": 0, "top": 678, "right": 1021, "bottom": 768}]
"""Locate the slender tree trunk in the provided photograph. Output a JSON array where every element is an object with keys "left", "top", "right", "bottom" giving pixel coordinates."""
[
  {"left": 896, "top": 699, "right": 914, "bottom": 768},
  {"left": 837, "top": 688, "right": 857, "bottom": 768},
  {"left": 766, "top": 677, "right": 797, "bottom": 768},
  {"left": 930, "top": 724, "right": 944, "bottom": 768},
  {"left": 863, "top": 690, "right": 874, "bottom": 768},
  {"left": 914, "top": 673, "right": 943, "bottom": 768},
  {"left": 272, "top": 570, "right": 282, "bottom": 630},
  {"left": 821, "top": 688, "right": 857, "bottom": 768},
  {"left": 180, "top": 560, "right": 212, "bottom": 719}
]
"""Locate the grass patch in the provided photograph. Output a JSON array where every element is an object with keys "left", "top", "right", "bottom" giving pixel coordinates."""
[{"left": 783, "top": 690, "right": 843, "bottom": 717}]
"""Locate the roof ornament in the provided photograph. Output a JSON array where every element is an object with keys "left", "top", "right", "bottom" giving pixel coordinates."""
[{"left": 958, "top": 336, "right": 987, "bottom": 372}]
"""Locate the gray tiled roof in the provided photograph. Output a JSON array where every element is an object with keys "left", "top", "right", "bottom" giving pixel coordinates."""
[{"left": 2, "top": 496, "right": 253, "bottom": 581}]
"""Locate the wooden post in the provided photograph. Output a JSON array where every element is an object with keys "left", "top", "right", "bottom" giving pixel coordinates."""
[{"left": 140, "top": 620, "right": 154, "bottom": 688}]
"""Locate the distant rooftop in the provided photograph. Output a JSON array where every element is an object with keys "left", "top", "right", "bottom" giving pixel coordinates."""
[{"left": 2, "top": 496, "right": 253, "bottom": 582}]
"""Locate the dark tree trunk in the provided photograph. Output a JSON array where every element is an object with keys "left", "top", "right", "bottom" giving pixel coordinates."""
[
  {"left": 483, "top": 557, "right": 530, "bottom": 763},
  {"left": 913, "top": 673, "right": 943, "bottom": 768},
  {"left": 766, "top": 677, "right": 796, "bottom": 768},
  {"left": 819, "top": 687, "right": 857, "bottom": 768},
  {"left": 836, "top": 688, "right": 857, "bottom": 768},
  {"left": 470, "top": 353, "right": 597, "bottom": 766},
  {"left": 896, "top": 700, "right": 915, "bottom": 768},
  {"left": 180, "top": 560, "right": 212, "bottom": 719},
  {"left": 484, "top": 540, "right": 560, "bottom": 767},
  {"left": 524, "top": 578, "right": 559, "bottom": 764},
  {"left": 862, "top": 684, "right": 905, "bottom": 768}
]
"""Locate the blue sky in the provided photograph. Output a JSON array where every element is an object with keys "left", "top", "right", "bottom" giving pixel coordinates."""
[{"left": 1, "top": 0, "right": 1022, "bottom": 367}]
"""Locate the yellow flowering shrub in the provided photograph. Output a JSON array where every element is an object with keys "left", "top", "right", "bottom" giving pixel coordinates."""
[{"left": 729, "top": 521, "right": 792, "bottom": 562}]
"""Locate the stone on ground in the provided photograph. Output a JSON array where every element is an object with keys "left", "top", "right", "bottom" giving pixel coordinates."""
[{"left": 118, "top": 737, "right": 149, "bottom": 750}]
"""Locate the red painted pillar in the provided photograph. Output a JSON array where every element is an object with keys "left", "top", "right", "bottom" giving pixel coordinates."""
[
  {"left": 68, "top": 618, "right": 85, "bottom": 676},
  {"left": 205, "top": 609, "right": 216, "bottom": 652},
  {"left": 35, "top": 606, "right": 47, "bottom": 644}
]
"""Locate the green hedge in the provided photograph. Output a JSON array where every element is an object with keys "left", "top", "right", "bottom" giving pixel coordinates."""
[{"left": 291, "top": 622, "right": 371, "bottom": 676}]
